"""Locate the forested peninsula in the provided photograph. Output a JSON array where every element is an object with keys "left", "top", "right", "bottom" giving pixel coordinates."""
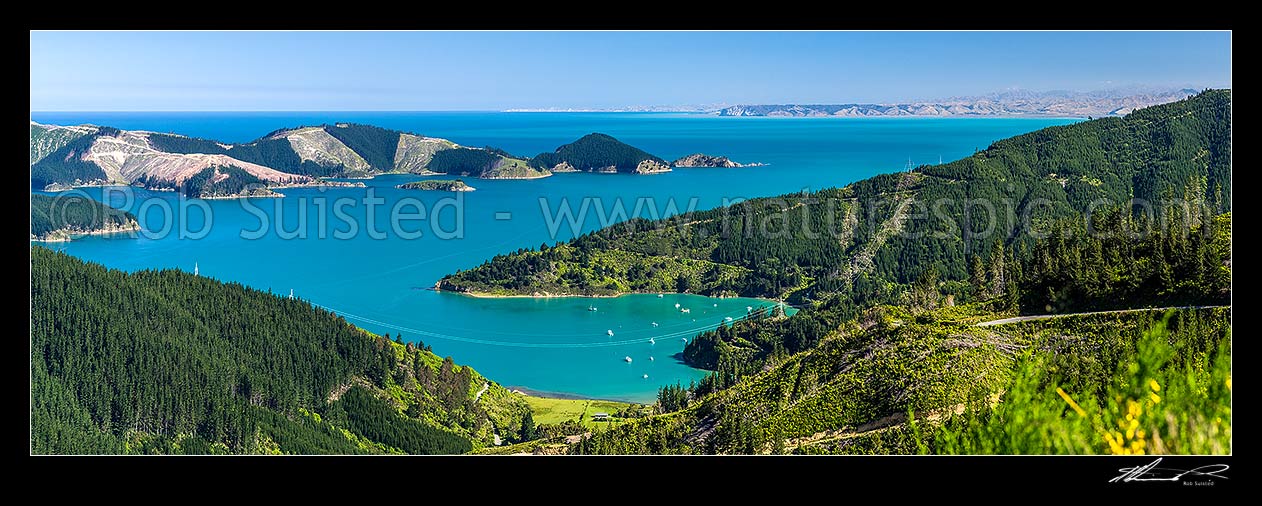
[{"left": 31, "top": 194, "right": 139, "bottom": 242}]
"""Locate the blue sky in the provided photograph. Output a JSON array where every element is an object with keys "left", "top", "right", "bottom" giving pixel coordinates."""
[{"left": 30, "top": 31, "right": 1231, "bottom": 111}]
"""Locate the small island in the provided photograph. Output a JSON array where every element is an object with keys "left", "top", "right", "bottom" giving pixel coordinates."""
[
  {"left": 530, "top": 133, "right": 672, "bottom": 175},
  {"left": 671, "top": 153, "right": 765, "bottom": 168},
  {"left": 396, "top": 179, "right": 477, "bottom": 192}
]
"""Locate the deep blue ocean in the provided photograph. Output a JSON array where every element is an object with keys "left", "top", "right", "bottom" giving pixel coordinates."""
[{"left": 30, "top": 111, "right": 1077, "bottom": 402}]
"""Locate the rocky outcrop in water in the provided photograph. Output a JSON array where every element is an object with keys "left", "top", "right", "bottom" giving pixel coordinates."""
[
  {"left": 396, "top": 179, "right": 477, "bottom": 191},
  {"left": 632, "top": 159, "right": 671, "bottom": 174},
  {"left": 671, "top": 153, "right": 762, "bottom": 168}
]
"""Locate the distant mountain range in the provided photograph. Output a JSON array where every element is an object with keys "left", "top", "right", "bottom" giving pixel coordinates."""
[
  {"left": 716, "top": 88, "right": 1202, "bottom": 117},
  {"left": 508, "top": 87, "right": 1206, "bottom": 118}
]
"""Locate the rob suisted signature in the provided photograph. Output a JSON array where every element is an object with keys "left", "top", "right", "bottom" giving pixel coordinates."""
[{"left": 1110, "top": 458, "right": 1229, "bottom": 484}]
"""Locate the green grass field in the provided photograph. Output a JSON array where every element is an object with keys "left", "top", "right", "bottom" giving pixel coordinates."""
[
  {"left": 472, "top": 396, "right": 646, "bottom": 454},
  {"left": 523, "top": 396, "right": 641, "bottom": 428}
]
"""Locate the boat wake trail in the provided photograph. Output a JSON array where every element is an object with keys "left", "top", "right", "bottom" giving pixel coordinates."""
[{"left": 308, "top": 301, "right": 773, "bottom": 349}]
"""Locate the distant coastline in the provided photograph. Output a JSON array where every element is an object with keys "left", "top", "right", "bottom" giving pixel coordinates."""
[
  {"left": 507, "top": 110, "right": 1088, "bottom": 120},
  {"left": 503, "top": 87, "right": 1199, "bottom": 119}
]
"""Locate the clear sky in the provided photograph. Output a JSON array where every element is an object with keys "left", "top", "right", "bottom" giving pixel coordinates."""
[{"left": 30, "top": 31, "right": 1231, "bottom": 111}]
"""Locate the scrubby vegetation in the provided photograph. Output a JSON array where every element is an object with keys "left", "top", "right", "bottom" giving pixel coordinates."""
[
  {"left": 572, "top": 306, "right": 1229, "bottom": 455},
  {"left": 321, "top": 123, "right": 402, "bottom": 171}
]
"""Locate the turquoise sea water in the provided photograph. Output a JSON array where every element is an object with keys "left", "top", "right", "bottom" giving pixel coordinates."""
[{"left": 30, "top": 112, "right": 1076, "bottom": 402}]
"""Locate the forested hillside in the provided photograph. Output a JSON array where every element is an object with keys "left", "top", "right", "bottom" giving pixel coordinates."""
[
  {"left": 30, "top": 127, "right": 118, "bottom": 188},
  {"left": 31, "top": 247, "right": 531, "bottom": 454},
  {"left": 148, "top": 132, "right": 341, "bottom": 177},
  {"left": 425, "top": 147, "right": 546, "bottom": 179},
  {"left": 677, "top": 210, "right": 1229, "bottom": 375},
  {"left": 322, "top": 123, "right": 401, "bottom": 171},
  {"left": 31, "top": 193, "right": 138, "bottom": 241},
  {"left": 30, "top": 122, "right": 95, "bottom": 165},
  {"left": 530, "top": 133, "right": 668, "bottom": 173}
]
